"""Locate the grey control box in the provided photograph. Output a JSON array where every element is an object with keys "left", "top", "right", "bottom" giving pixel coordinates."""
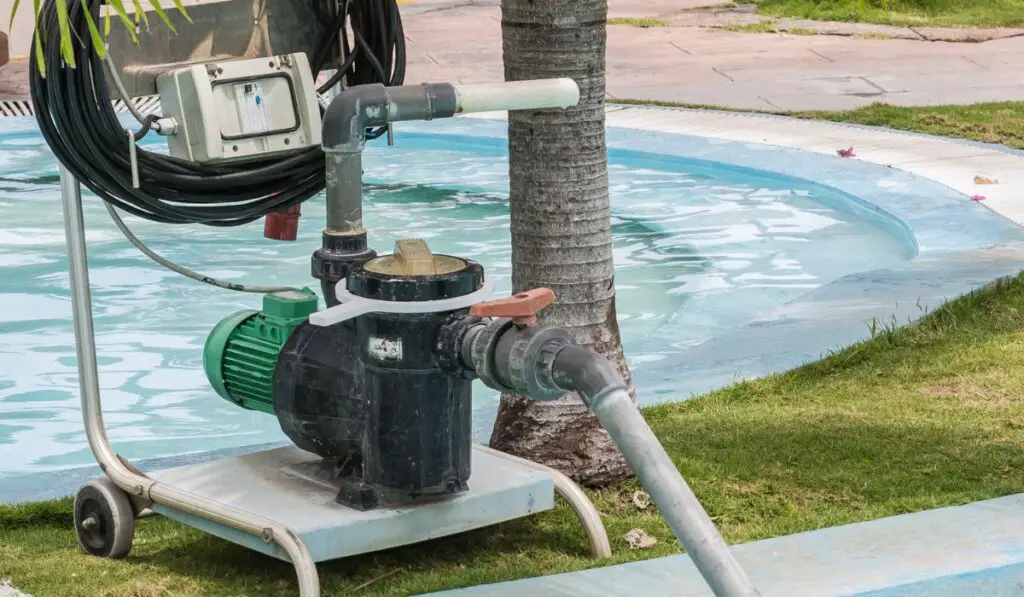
[{"left": 156, "top": 53, "right": 321, "bottom": 164}]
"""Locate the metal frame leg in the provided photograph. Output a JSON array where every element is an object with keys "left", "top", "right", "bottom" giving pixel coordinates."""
[
  {"left": 59, "top": 165, "right": 321, "bottom": 596},
  {"left": 477, "top": 445, "right": 612, "bottom": 559}
]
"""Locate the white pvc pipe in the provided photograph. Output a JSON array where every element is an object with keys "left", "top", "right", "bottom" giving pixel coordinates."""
[{"left": 453, "top": 78, "right": 580, "bottom": 114}]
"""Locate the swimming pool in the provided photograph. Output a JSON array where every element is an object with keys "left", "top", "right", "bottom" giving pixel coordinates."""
[{"left": 0, "top": 115, "right": 918, "bottom": 475}]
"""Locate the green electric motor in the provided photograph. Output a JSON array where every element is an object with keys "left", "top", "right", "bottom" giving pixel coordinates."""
[{"left": 203, "top": 288, "right": 319, "bottom": 414}]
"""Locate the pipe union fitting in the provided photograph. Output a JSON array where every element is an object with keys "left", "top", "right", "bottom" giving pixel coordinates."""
[
  {"left": 495, "top": 325, "right": 575, "bottom": 400},
  {"left": 469, "top": 318, "right": 517, "bottom": 393}
]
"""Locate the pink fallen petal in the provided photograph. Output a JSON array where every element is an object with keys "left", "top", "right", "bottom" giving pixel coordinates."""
[
  {"left": 971, "top": 195, "right": 986, "bottom": 202},
  {"left": 837, "top": 147, "right": 855, "bottom": 158}
]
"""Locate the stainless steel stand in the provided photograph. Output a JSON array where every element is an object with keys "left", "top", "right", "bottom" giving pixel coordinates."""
[
  {"left": 58, "top": 165, "right": 610, "bottom": 596},
  {"left": 60, "top": 164, "right": 322, "bottom": 596}
]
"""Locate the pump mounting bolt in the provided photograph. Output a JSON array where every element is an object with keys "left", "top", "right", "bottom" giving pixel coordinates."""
[{"left": 470, "top": 288, "right": 556, "bottom": 326}]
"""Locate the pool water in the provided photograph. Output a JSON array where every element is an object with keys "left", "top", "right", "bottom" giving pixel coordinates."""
[{"left": 0, "top": 118, "right": 914, "bottom": 474}]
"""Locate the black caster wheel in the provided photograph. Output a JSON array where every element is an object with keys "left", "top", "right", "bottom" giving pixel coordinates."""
[{"left": 73, "top": 477, "right": 135, "bottom": 559}]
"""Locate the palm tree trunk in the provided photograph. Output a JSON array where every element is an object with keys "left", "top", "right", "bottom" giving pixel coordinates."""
[{"left": 489, "top": 0, "right": 634, "bottom": 487}]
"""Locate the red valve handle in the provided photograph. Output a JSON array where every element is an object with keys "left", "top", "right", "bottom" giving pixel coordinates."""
[
  {"left": 470, "top": 288, "right": 556, "bottom": 326},
  {"left": 264, "top": 204, "right": 301, "bottom": 241}
]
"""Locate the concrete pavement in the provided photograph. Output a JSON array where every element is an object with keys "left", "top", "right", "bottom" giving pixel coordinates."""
[
  {"left": 2, "top": 0, "right": 1024, "bottom": 110},
  {"left": 400, "top": 0, "right": 1024, "bottom": 111}
]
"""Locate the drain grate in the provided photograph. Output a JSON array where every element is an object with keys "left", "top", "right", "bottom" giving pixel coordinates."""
[
  {"left": 0, "top": 95, "right": 164, "bottom": 118},
  {"left": 0, "top": 100, "right": 33, "bottom": 117}
]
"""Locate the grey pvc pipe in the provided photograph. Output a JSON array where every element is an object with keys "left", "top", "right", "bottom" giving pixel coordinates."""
[
  {"left": 588, "top": 387, "right": 760, "bottom": 597},
  {"left": 59, "top": 166, "right": 321, "bottom": 597},
  {"left": 325, "top": 151, "right": 364, "bottom": 234},
  {"left": 548, "top": 346, "right": 759, "bottom": 597},
  {"left": 474, "top": 444, "right": 612, "bottom": 559},
  {"left": 319, "top": 79, "right": 580, "bottom": 236}
]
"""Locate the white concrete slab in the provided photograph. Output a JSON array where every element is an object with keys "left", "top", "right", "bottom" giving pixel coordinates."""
[{"left": 149, "top": 444, "right": 555, "bottom": 563}]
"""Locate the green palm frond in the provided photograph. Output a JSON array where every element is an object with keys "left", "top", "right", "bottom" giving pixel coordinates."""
[{"left": 9, "top": 0, "right": 188, "bottom": 73}]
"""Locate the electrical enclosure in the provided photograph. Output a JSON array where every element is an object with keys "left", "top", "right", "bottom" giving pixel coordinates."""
[{"left": 156, "top": 53, "right": 321, "bottom": 164}]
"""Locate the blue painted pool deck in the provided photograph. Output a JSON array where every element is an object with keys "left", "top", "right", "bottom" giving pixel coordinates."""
[{"left": 426, "top": 493, "right": 1024, "bottom": 597}]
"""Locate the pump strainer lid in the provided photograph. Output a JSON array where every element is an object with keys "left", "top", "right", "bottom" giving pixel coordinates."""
[
  {"left": 348, "top": 239, "right": 484, "bottom": 302},
  {"left": 364, "top": 239, "right": 467, "bottom": 277}
]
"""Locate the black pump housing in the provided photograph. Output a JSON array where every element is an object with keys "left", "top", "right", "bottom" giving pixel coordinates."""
[
  {"left": 271, "top": 241, "right": 484, "bottom": 510},
  {"left": 348, "top": 255, "right": 483, "bottom": 504}
]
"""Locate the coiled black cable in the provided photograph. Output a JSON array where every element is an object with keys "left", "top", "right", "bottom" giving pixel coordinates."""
[{"left": 30, "top": 0, "right": 405, "bottom": 226}]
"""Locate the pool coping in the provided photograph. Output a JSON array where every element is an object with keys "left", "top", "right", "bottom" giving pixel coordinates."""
[
  {"left": 465, "top": 104, "right": 1024, "bottom": 227},
  {"left": 423, "top": 492, "right": 1024, "bottom": 597}
]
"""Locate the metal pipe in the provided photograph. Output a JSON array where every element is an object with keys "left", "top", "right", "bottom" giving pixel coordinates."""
[
  {"left": 318, "top": 78, "right": 581, "bottom": 236},
  {"left": 61, "top": 165, "right": 143, "bottom": 492},
  {"left": 325, "top": 151, "right": 363, "bottom": 234},
  {"left": 550, "top": 346, "right": 760, "bottom": 597},
  {"left": 475, "top": 444, "right": 611, "bottom": 559},
  {"left": 59, "top": 166, "right": 321, "bottom": 597}
]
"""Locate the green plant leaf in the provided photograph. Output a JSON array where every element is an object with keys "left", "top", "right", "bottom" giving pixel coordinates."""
[
  {"left": 131, "top": 0, "right": 150, "bottom": 30},
  {"left": 79, "top": 0, "right": 107, "bottom": 58},
  {"left": 8, "top": 0, "right": 22, "bottom": 34},
  {"left": 106, "top": 0, "right": 139, "bottom": 44},
  {"left": 32, "top": 0, "right": 44, "bottom": 37},
  {"left": 55, "top": 0, "right": 76, "bottom": 67},
  {"left": 145, "top": 0, "right": 177, "bottom": 33},
  {"left": 31, "top": 0, "right": 44, "bottom": 76},
  {"left": 33, "top": 26, "right": 46, "bottom": 76},
  {"left": 171, "top": 0, "right": 193, "bottom": 23}
]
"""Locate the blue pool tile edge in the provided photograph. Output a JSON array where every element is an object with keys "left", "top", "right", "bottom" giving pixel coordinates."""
[{"left": 420, "top": 492, "right": 1024, "bottom": 597}]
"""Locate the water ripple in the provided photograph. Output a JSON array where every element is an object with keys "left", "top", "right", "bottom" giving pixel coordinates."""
[{"left": 0, "top": 119, "right": 912, "bottom": 473}]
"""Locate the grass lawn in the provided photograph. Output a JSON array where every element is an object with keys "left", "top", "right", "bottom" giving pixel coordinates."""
[
  {"left": 5, "top": 275, "right": 1024, "bottom": 595},
  {"left": 753, "top": 0, "right": 1024, "bottom": 28},
  {"left": 795, "top": 102, "right": 1024, "bottom": 149},
  {"left": 4, "top": 103, "right": 1024, "bottom": 595},
  {"left": 616, "top": 99, "right": 1024, "bottom": 150}
]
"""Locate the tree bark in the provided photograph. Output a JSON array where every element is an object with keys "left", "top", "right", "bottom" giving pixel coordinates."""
[{"left": 489, "top": 0, "right": 635, "bottom": 487}]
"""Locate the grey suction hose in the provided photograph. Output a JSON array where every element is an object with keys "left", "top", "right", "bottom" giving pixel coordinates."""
[
  {"left": 451, "top": 314, "right": 760, "bottom": 597},
  {"left": 548, "top": 345, "right": 760, "bottom": 597}
]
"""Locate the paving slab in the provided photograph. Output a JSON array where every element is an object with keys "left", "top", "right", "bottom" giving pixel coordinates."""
[{"left": 2, "top": 0, "right": 1024, "bottom": 110}]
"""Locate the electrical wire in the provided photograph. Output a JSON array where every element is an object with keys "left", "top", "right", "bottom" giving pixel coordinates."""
[
  {"left": 104, "top": 202, "right": 298, "bottom": 294},
  {"left": 30, "top": 0, "right": 406, "bottom": 228}
]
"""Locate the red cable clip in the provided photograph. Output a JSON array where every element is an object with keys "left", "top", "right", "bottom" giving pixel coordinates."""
[{"left": 263, "top": 204, "right": 301, "bottom": 241}]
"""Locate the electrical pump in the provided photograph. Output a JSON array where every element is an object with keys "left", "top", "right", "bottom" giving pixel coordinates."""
[
  {"left": 194, "top": 75, "right": 760, "bottom": 593},
  {"left": 199, "top": 76, "right": 585, "bottom": 508},
  {"left": 204, "top": 239, "right": 486, "bottom": 508}
]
